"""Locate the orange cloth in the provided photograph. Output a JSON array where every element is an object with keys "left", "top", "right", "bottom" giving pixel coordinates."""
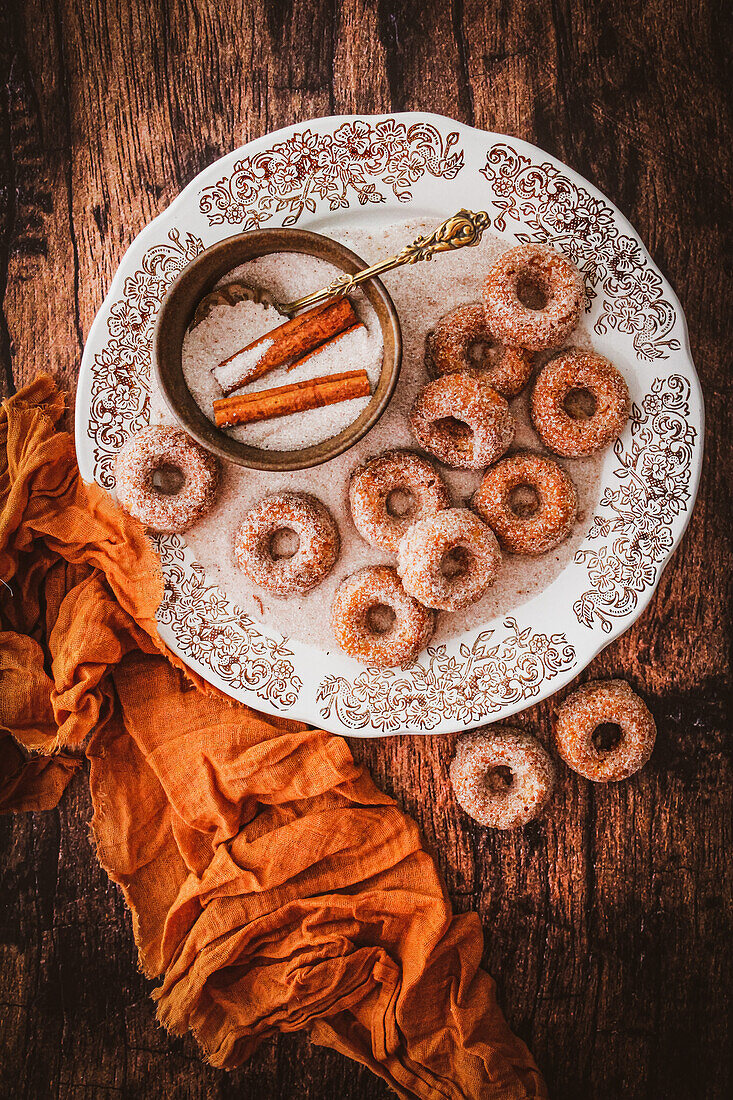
[{"left": 0, "top": 376, "right": 547, "bottom": 1099}]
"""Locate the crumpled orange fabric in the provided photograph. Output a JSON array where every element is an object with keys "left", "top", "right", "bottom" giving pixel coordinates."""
[{"left": 0, "top": 375, "right": 547, "bottom": 1099}]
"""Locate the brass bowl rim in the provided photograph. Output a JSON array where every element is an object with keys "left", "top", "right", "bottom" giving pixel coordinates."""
[{"left": 152, "top": 228, "right": 402, "bottom": 471}]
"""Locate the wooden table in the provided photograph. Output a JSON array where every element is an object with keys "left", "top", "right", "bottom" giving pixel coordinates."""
[{"left": 1, "top": 1, "right": 730, "bottom": 1097}]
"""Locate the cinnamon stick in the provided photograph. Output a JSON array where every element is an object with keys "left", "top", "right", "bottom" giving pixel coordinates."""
[
  {"left": 212, "top": 369, "right": 371, "bottom": 428},
  {"left": 285, "top": 321, "right": 365, "bottom": 371},
  {"left": 212, "top": 297, "right": 358, "bottom": 394}
]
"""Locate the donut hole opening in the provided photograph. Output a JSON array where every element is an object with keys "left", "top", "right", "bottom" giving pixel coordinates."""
[
  {"left": 468, "top": 338, "right": 500, "bottom": 368},
  {"left": 563, "top": 387, "right": 597, "bottom": 420},
  {"left": 508, "top": 483, "right": 541, "bottom": 519},
  {"left": 434, "top": 417, "right": 474, "bottom": 451},
  {"left": 386, "top": 488, "right": 414, "bottom": 519},
  {"left": 365, "top": 603, "right": 396, "bottom": 636},
  {"left": 269, "top": 527, "right": 300, "bottom": 561},
  {"left": 485, "top": 765, "right": 514, "bottom": 793},
  {"left": 592, "top": 722, "right": 623, "bottom": 753},
  {"left": 151, "top": 464, "right": 185, "bottom": 495},
  {"left": 516, "top": 273, "right": 549, "bottom": 310},
  {"left": 440, "top": 545, "right": 471, "bottom": 580}
]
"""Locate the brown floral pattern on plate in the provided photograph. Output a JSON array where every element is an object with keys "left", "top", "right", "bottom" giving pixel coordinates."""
[
  {"left": 317, "top": 617, "right": 576, "bottom": 732},
  {"left": 155, "top": 534, "right": 302, "bottom": 707},
  {"left": 91, "top": 228, "right": 204, "bottom": 487},
  {"left": 480, "top": 142, "right": 681, "bottom": 361},
  {"left": 198, "top": 120, "right": 464, "bottom": 229},
  {"left": 573, "top": 375, "right": 695, "bottom": 632}
]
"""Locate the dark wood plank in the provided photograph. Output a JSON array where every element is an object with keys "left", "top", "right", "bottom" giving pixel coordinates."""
[
  {"left": 0, "top": 0, "right": 81, "bottom": 411},
  {"left": 0, "top": 0, "right": 730, "bottom": 1097}
]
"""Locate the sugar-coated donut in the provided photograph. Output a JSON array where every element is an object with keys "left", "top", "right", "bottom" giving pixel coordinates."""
[
  {"left": 531, "top": 349, "right": 630, "bottom": 457},
  {"left": 397, "top": 508, "right": 501, "bottom": 612},
  {"left": 425, "top": 304, "right": 533, "bottom": 397},
  {"left": 234, "top": 491, "right": 339, "bottom": 597},
  {"left": 554, "top": 680, "right": 656, "bottom": 782},
  {"left": 114, "top": 426, "right": 219, "bottom": 532},
  {"left": 349, "top": 449, "right": 450, "bottom": 552},
  {"left": 450, "top": 727, "right": 556, "bottom": 829},
  {"left": 410, "top": 371, "right": 515, "bottom": 470},
  {"left": 473, "top": 451, "right": 578, "bottom": 554},
  {"left": 331, "top": 565, "right": 435, "bottom": 667},
  {"left": 482, "top": 243, "right": 584, "bottom": 350}
]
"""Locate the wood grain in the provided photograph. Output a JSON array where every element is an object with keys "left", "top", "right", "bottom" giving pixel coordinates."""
[{"left": 1, "top": 0, "right": 731, "bottom": 1097}]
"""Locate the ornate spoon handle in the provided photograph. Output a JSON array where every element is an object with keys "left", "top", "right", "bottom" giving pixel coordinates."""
[{"left": 280, "top": 208, "right": 491, "bottom": 315}]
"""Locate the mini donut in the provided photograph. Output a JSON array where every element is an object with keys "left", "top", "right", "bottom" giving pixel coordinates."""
[
  {"left": 234, "top": 491, "right": 339, "bottom": 597},
  {"left": 473, "top": 451, "right": 578, "bottom": 554},
  {"left": 409, "top": 371, "right": 515, "bottom": 470},
  {"left": 114, "top": 426, "right": 219, "bottom": 532},
  {"left": 349, "top": 450, "right": 450, "bottom": 552},
  {"left": 450, "top": 728, "right": 556, "bottom": 829},
  {"left": 331, "top": 565, "right": 435, "bottom": 667},
  {"left": 554, "top": 680, "right": 656, "bottom": 782},
  {"left": 397, "top": 508, "right": 501, "bottom": 611},
  {"left": 482, "top": 243, "right": 585, "bottom": 350},
  {"left": 531, "top": 349, "right": 630, "bottom": 457},
  {"left": 425, "top": 304, "right": 533, "bottom": 397}
]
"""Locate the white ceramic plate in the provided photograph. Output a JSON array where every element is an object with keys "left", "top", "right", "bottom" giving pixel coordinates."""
[{"left": 76, "top": 113, "right": 703, "bottom": 736}]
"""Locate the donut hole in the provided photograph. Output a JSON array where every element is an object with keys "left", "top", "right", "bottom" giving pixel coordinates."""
[
  {"left": 269, "top": 527, "right": 300, "bottom": 561},
  {"left": 151, "top": 464, "right": 185, "bottom": 496},
  {"left": 485, "top": 765, "right": 514, "bottom": 793},
  {"left": 386, "top": 488, "right": 414, "bottom": 519},
  {"left": 365, "top": 603, "right": 396, "bottom": 636},
  {"left": 467, "top": 338, "right": 500, "bottom": 368},
  {"left": 440, "top": 545, "right": 471, "bottom": 580},
  {"left": 434, "top": 417, "right": 474, "bottom": 452},
  {"left": 507, "top": 483, "right": 541, "bottom": 519},
  {"left": 516, "top": 273, "right": 549, "bottom": 311},
  {"left": 563, "top": 387, "right": 597, "bottom": 420},
  {"left": 592, "top": 722, "right": 623, "bottom": 753}
]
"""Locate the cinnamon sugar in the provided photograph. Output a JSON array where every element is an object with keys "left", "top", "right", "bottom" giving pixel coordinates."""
[
  {"left": 212, "top": 337, "right": 274, "bottom": 392},
  {"left": 180, "top": 252, "right": 384, "bottom": 450}
]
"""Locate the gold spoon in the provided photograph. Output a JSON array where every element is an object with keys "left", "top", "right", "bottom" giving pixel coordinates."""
[{"left": 190, "top": 208, "right": 491, "bottom": 329}]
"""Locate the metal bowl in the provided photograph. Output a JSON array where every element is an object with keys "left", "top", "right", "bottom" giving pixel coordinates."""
[{"left": 152, "top": 228, "right": 402, "bottom": 471}]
